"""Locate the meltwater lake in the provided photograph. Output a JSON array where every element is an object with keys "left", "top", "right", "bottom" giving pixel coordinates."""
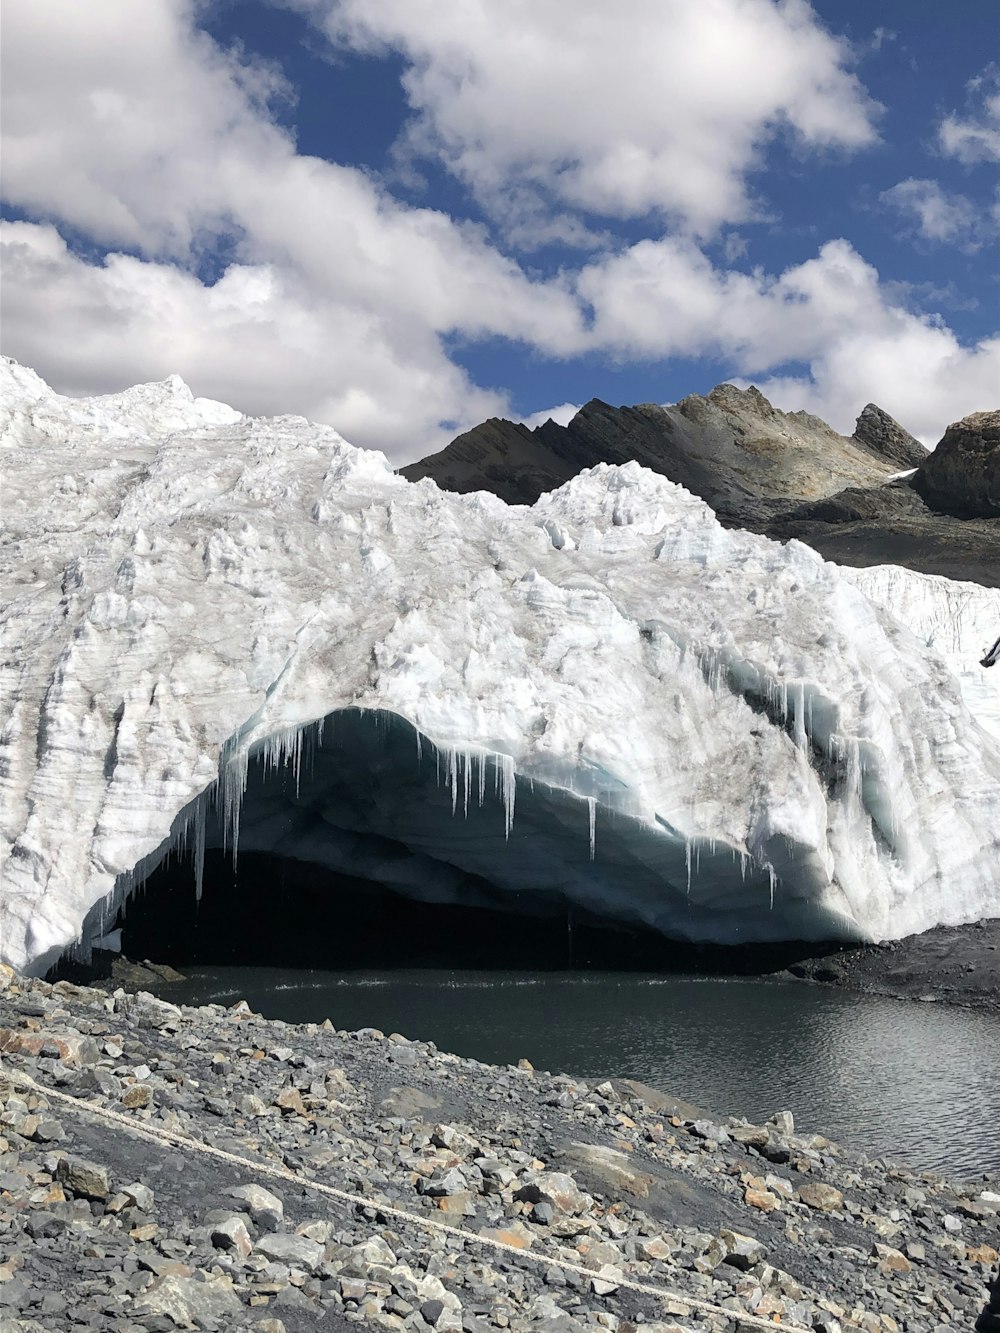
[{"left": 154, "top": 967, "right": 1000, "bottom": 1181}]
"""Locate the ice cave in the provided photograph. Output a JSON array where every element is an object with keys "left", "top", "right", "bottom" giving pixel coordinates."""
[{"left": 90, "top": 708, "right": 840, "bottom": 976}]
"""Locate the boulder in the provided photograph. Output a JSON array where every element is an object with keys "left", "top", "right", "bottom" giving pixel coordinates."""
[{"left": 914, "top": 410, "right": 1000, "bottom": 517}]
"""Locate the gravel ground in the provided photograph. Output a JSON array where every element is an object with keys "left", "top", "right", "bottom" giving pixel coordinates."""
[
  {"left": 1, "top": 964, "right": 998, "bottom": 1333},
  {"left": 773, "top": 918, "right": 1000, "bottom": 1013}
]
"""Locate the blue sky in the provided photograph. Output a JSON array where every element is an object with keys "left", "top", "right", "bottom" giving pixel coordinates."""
[{"left": 2, "top": 0, "right": 997, "bottom": 460}]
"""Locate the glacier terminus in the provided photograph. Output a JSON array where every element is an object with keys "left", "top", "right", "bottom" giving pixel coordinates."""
[{"left": 1, "top": 357, "right": 998, "bottom": 976}]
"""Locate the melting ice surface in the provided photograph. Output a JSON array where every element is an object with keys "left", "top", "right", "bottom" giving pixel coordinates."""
[{"left": 1, "top": 357, "right": 999, "bottom": 975}]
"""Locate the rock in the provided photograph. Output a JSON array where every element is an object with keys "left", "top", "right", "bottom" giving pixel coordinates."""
[
  {"left": 590, "top": 1263, "right": 622, "bottom": 1295},
  {"left": 914, "top": 409, "right": 1000, "bottom": 517},
  {"left": 0, "top": 1026, "right": 101, "bottom": 1067},
  {"left": 421, "top": 1167, "right": 468, "bottom": 1197},
  {"left": 226, "top": 1183, "right": 283, "bottom": 1231},
  {"left": 744, "top": 1185, "right": 779, "bottom": 1212},
  {"left": 434, "top": 1191, "right": 476, "bottom": 1215},
  {"left": 124, "top": 1181, "right": 154, "bottom": 1212},
  {"left": 117, "top": 991, "right": 183, "bottom": 1030},
  {"left": 728, "top": 1123, "right": 771, "bottom": 1149},
  {"left": 380, "top": 1085, "right": 442, "bottom": 1118},
  {"left": 211, "top": 1215, "right": 253, "bottom": 1258},
  {"left": 255, "top": 1232, "right": 325, "bottom": 1272},
  {"left": 235, "top": 1092, "right": 267, "bottom": 1116},
  {"left": 420, "top": 1297, "right": 446, "bottom": 1326},
  {"left": 478, "top": 1220, "right": 534, "bottom": 1250},
  {"left": 768, "top": 1110, "right": 795, "bottom": 1137},
  {"left": 720, "top": 1229, "right": 767, "bottom": 1270},
  {"left": 31, "top": 1117, "right": 64, "bottom": 1142},
  {"left": 852, "top": 404, "right": 926, "bottom": 469},
  {"left": 515, "top": 1171, "right": 592, "bottom": 1215},
  {"left": 797, "top": 1181, "right": 844, "bottom": 1212},
  {"left": 274, "top": 1086, "right": 307, "bottom": 1115},
  {"left": 872, "top": 1243, "right": 911, "bottom": 1274},
  {"left": 552, "top": 1143, "right": 653, "bottom": 1199},
  {"left": 120, "top": 1083, "right": 152, "bottom": 1109},
  {"left": 55, "top": 1154, "right": 110, "bottom": 1200},
  {"left": 638, "top": 1236, "right": 674, "bottom": 1261},
  {"left": 134, "top": 1271, "right": 243, "bottom": 1329},
  {"left": 608, "top": 1078, "right": 708, "bottom": 1121}
]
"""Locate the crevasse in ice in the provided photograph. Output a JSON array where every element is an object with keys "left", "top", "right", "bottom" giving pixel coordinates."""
[{"left": 1, "top": 357, "right": 998, "bottom": 975}]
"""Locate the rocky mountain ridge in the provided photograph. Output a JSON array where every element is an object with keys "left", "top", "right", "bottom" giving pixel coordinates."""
[{"left": 402, "top": 390, "right": 999, "bottom": 587}]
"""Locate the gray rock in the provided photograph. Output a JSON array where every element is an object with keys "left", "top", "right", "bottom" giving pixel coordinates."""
[
  {"left": 210, "top": 1214, "right": 253, "bottom": 1257},
  {"left": 225, "top": 1183, "right": 283, "bottom": 1232},
  {"left": 852, "top": 403, "right": 926, "bottom": 469},
  {"left": 56, "top": 1154, "right": 111, "bottom": 1200},
  {"left": 914, "top": 409, "right": 1000, "bottom": 517},
  {"left": 134, "top": 1271, "right": 243, "bottom": 1329},
  {"left": 719, "top": 1228, "right": 767, "bottom": 1270},
  {"left": 255, "top": 1232, "right": 325, "bottom": 1273}
]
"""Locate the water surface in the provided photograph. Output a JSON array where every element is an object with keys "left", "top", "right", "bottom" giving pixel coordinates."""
[{"left": 159, "top": 967, "right": 999, "bottom": 1179}]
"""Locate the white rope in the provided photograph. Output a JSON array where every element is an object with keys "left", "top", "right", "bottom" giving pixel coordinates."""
[{"left": 2, "top": 1062, "right": 811, "bottom": 1332}]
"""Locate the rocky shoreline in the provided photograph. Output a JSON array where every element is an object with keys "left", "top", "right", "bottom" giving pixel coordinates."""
[
  {"left": 1, "top": 966, "right": 998, "bottom": 1333},
  {"left": 771, "top": 918, "right": 1000, "bottom": 1014}
]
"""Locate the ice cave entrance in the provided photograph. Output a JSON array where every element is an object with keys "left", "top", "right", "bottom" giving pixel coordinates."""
[{"left": 102, "top": 708, "right": 819, "bottom": 974}]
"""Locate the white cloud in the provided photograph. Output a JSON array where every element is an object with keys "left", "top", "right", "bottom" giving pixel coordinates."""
[
  {"left": 938, "top": 66, "right": 1000, "bottom": 163},
  {"left": 518, "top": 403, "right": 581, "bottom": 431},
  {"left": 0, "top": 220, "right": 512, "bottom": 456},
  {"left": 880, "top": 177, "right": 993, "bottom": 250},
  {"left": 0, "top": 0, "right": 583, "bottom": 457},
  {"left": 0, "top": 0, "right": 992, "bottom": 464},
  {"left": 574, "top": 236, "right": 1000, "bottom": 440},
  {"left": 295, "top": 0, "right": 879, "bottom": 238}
]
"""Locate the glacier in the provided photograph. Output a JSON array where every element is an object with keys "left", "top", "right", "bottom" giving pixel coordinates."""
[{"left": 1, "top": 357, "right": 998, "bottom": 976}]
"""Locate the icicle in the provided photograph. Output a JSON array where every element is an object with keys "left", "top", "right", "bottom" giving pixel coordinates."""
[
  {"left": 685, "top": 837, "right": 692, "bottom": 896},
  {"left": 494, "top": 753, "right": 516, "bottom": 838},
  {"left": 587, "top": 797, "right": 596, "bottom": 861},
  {"left": 219, "top": 742, "right": 250, "bottom": 864},
  {"left": 448, "top": 747, "right": 459, "bottom": 814},
  {"left": 193, "top": 797, "right": 207, "bottom": 902}
]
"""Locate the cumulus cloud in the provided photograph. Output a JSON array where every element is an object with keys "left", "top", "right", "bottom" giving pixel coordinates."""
[
  {"left": 880, "top": 178, "right": 994, "bottom": 250},
  {"left": 0, "top": 220, "right": 514, "bottom": 454},
  {"left": 517, "top": 403, "right": 582, "bottom": 431},
  {"left": 0, "top": 0, "right": 584, "bottom": 456},
  {"left": 574, "top": 236, "right": 1000, "bottom": 440},
  {"left": 0, "top": 0, "right": 994, "bottom": 462},
  {"left": 938, "top": 66, "right": 1000, "bottom": 163},
  {"left": 294, "top": 0, "right": 880, "bottom": 238}
]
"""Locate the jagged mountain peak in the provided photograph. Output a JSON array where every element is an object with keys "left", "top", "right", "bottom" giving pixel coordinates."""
[{"left": 852, "top": 402, "right": 927, "bottom": 469}]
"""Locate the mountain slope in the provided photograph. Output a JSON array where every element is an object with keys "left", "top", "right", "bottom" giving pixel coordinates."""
[{"left": 402, "top": 387, "right": 999, "bottom": 586}]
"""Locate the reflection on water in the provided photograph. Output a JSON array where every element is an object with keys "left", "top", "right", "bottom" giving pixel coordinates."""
[{"left": 160, "top": 968, "right": 999, "bottom": 1179}]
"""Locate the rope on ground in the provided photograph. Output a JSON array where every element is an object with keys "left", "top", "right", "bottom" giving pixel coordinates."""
[{"left": 2, "top": 1062, "right": 813, "bottom": 1332}]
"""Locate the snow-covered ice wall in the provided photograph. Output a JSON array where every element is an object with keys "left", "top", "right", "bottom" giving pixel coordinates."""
[{"left": 2, "top": 357, "right": 999, "bottom": 976}]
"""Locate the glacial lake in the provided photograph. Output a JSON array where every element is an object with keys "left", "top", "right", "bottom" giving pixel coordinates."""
[{"left": 155, "top": 968, "right": 1000, "bottom": 1180}]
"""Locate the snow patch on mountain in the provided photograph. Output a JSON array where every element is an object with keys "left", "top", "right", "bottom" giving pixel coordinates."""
[{"left": 1, "top": 359, "right": 998, "bottom": 975}]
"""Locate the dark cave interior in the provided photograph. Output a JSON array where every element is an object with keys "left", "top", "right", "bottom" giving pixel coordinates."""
[{"left": 103, "top": 848, "right": 826, "bottom": 976}]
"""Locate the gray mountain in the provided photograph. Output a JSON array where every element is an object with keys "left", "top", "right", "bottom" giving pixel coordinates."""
[{"left": 401, "top": 386, "right": 999, "bottom": 587}]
